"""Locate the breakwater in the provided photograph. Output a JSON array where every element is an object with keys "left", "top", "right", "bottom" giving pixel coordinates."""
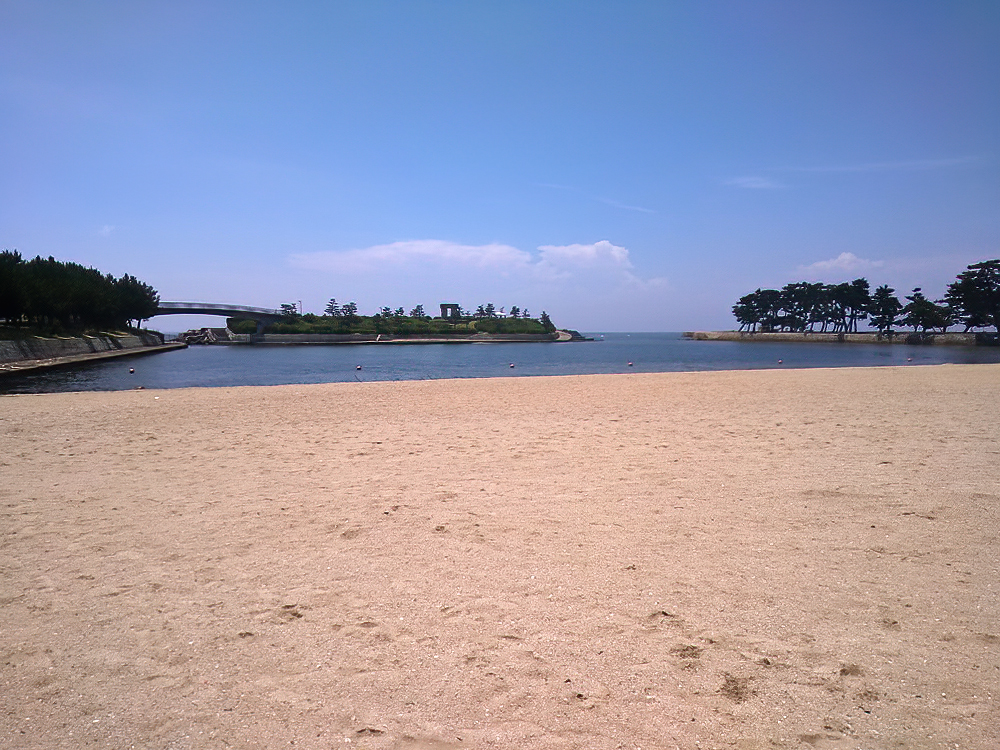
[
  {"left": 683, "top": 331, "right": 997, "bottom": 346},
  {"left": 0, "top": 332, "right": 186, "bottom": 374}
]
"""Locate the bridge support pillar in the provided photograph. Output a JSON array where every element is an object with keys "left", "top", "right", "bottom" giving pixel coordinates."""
[{"left": 256, "top": 320, "right": 266, "bottom": 335}]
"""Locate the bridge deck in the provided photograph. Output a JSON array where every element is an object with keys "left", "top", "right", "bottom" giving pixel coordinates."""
[{"left": 155, "top": 302, "right": 283, "bottom": 319}]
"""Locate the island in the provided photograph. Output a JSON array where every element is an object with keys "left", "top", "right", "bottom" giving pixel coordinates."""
[{"left": 179, "top": 301, "right": 589, "bottom": 345}]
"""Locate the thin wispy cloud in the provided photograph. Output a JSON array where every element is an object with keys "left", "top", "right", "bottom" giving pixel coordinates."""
[
  {"left": 723, "top": 176, "right": 785, "bottom": 190},
  {"left": 595, "top": 197, "right": 656, "bottom": 214},
  {"left": 799, "top": 252, "right": 884, "bottom": 277},
  {"left": 537, "top": 182, "right": 656, "bottom": 213},
  {"left": 779, "top": 156, "right": 982, "bottom": 173},
  {"left": 726, "top": 156, "right": 981, "bottom": 191},
  {"left": 98, "top": 224, "right": 116, "bottom": 236}
]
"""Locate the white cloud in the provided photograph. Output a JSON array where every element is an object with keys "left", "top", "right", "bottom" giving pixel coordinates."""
[
  {"left": 724, "top": 176, "right": 784, "bottom": 189},
  {"left": 290, "top": 240, "right": 532, "bottom": 275},
  {"left": 291, "top": 239, "right": 639, "bottom": 280},
  {"left": 99, "top": 224, "right": 116, "bottom": 236},
  {"left": 530, "top": 240, "right": 636, "bottom": 284},
  {"left": 799, "top": 252, "right": 884, "bottom": 276},
  {"left": 538, "top": 240, "right": 632, "bottom": 268}
]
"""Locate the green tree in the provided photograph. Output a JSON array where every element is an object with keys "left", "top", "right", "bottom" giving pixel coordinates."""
[
  {"left": 732, "top": 291, "right": 763, "bottom": 331},
  {"left": 409, "top": 304, "right": 425, "bottom": 318},
  {"left": 539, "top": 310, "right": 555, "bottom": 332},
  {"left": 115, "top": 274, "right": 160, "bottom": 327},
  {"left": 752, "top": 290, "right": 782, "bottom": 331},
  {"left": 25, "top": 255, "right": 71, "bottom": 325},
  {"left": 901, "top": 288, "right": 951, "bottom": 333},
  {"left": 1, "top": 253, "right": 158, "bottom": 331},
  {"left": 0, "top": 250, "right": 25, "bottom": 324},
  {"left": 508, "top": 306, "right": 520, "bottom": 319},
  {"left": 325, "top": 298, "right": 341, "bottom": 316},
  {"left": 845, "top": 278, "right": 871, "bottom": 332},
  {"left": 827, "top": 283, "right": 852, "bottom": 332},
  {"left": 779, "top": 282, "right": 814, "bottom": 331},
  {"left": 868, "top": 285, "right": 902, "bottom": 334},
  {"left": 807, "top": 284, "right": 835, "bottom": 332},
  {"left": 945, "top": 259, "right": 1000, "bottom": 332}
]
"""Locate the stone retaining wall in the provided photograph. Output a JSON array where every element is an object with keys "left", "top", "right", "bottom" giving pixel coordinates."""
[{"left": 0, "top": 332, "right": 164, "bottom": 363}]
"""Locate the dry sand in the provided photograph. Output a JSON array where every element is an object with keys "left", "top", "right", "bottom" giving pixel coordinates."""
[{"left": 1, "top": 365, "right": 998, "bottom": 750}]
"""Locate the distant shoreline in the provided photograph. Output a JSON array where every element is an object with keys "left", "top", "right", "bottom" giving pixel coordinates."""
[
  {"left": 182, "top": 329, "right": 590, "bottom": 345},
  {"left": 683, "top": 330, "right": 999, "bottom": 346}
]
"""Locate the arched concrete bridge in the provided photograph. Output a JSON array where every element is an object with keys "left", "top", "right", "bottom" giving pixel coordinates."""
[{"left": 155, "top": 302, "right": 285, "bottom": 334}]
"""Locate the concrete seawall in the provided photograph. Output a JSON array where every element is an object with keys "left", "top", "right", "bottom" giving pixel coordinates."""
[
  {"left": 683, "top": 331, "right": 997, "bottom": 346},
  {"left": 0, "top": 332, "right": 185, "bottom": 375}
]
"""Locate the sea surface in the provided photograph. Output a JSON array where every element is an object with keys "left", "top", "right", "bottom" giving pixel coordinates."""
[{"left": 4, "top": 332, "right": 1000, "bottom": 394}]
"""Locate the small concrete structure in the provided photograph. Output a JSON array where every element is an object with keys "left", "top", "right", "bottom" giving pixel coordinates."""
[{"left": 439, "top": 303, "right": 462, "bottom": 320}]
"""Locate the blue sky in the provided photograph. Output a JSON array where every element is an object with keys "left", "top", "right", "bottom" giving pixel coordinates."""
[{"left": 2, "top": 1, "right": 997, "bottom": 331}]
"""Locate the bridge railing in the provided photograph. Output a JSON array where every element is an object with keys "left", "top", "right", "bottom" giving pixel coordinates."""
[{"left": 157, "top": 302, "right": 283, "bottom": 317}]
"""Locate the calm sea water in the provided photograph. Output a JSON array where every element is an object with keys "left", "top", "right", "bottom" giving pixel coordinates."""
[{"left": 3, "top": 332, "right": 999, "bottom": 394}]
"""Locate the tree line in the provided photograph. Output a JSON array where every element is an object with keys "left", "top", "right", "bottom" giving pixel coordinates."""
[
  {"left": 321, "top": 299, "right": 549, "bottom": 324},
  {"left": 230, "top": 299, "right": 556, "bottom": 336},
  {"left": 732, "top": 260, "right": 1000, "bottom": 335},
  {"left": 0, "top": 251, "right": 160, "bottom": 331}
]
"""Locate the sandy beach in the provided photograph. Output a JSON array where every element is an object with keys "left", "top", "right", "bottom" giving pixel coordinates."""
[{"left": 2, "top": 365, "right": 998, "bottom": 750}]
